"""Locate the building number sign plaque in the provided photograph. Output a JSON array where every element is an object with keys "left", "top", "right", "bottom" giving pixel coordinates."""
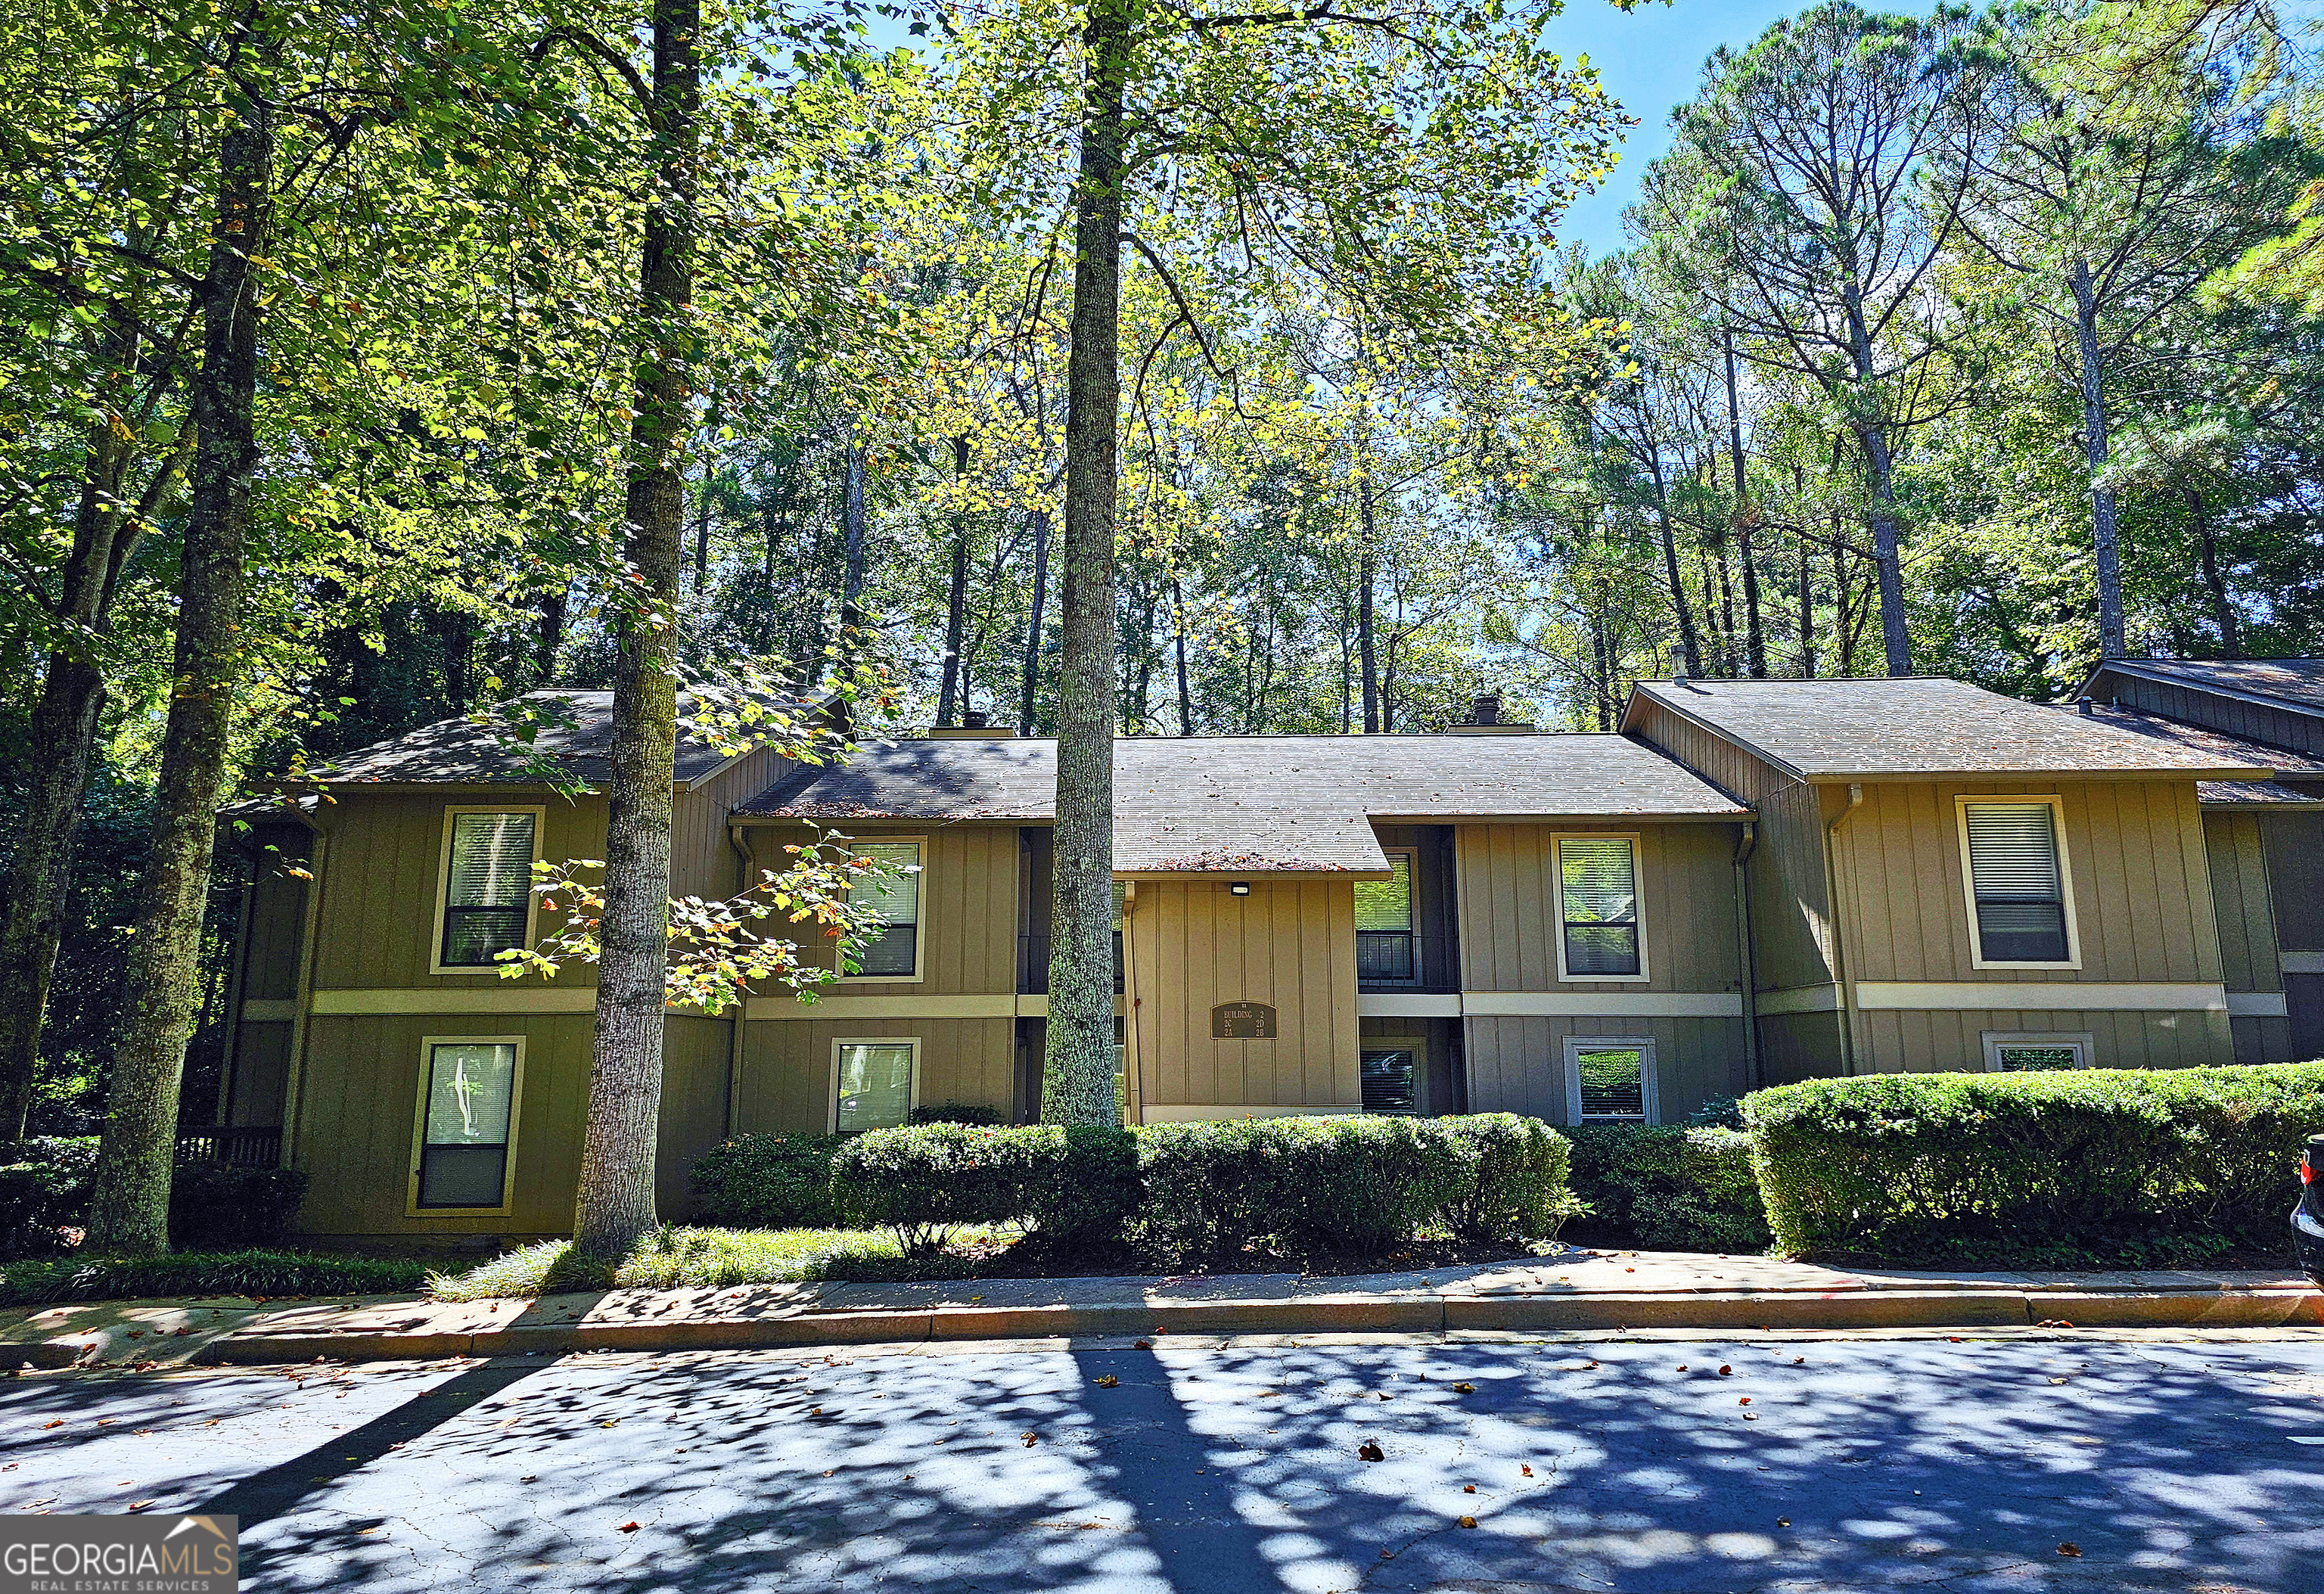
[{"left": 1212, "top": 1002, "right": 1278, "bottom": 1039}]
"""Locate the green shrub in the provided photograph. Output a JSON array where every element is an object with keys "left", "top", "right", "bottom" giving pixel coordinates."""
[
  {"left": 1135, "top": 1114, "right": 1572, "bottom": 1260},
  {"left": 0, "top": 1249, "right": 427, "bottom": 1308},
  {"left": 1431, "top": 1114, "right": 1580, "bottom": 1241},
  {"left": 909, "top": 1102, "right": 1005, "bottom": 1126},
  {"left": 691, "top": 1134, "right": 850, "bottom": 1228},
  {"left": 1023, "top": 1126, "right": 1142, "bottom": 1248},
  {"left": 1565, "top": 1126, "right": 1769, "bottom": 1253},
  {"left": 830, "top": 1123, "right": 1033, "bottom": 1255},
  {"left": 0, "top": 1138, "right": 99, "bottom": 1259},
  {"left": 1745, "top": 1062, "right": 2324, "bottom": 1264},
  {"left": 168, "top": 1164, "right": 310, "bottom": 1251}
]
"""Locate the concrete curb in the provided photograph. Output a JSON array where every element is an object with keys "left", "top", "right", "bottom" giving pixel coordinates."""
[{"left": 187, "top": 1285, "right": 2324, "bottom": 1365}]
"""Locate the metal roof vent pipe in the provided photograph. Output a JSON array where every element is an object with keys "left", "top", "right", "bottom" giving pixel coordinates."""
[
  {"left": 924, "top": 705, "right": 1018, "bottom": 738},
  {"left": 2077, "top": 695, "right": 2095, "bottom": 717}
]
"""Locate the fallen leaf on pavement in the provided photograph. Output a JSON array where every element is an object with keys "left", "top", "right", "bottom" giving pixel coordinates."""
[
  {"left": 2056, "top": 1543, "right": 2081, "bottom": 1557},
  {"left": 1738, "top": 1397, "right": 1751, "bottom": 1406},
  {"left": 40, "top": 1420, "right": 61, "bottom": 1430},
  {"left": 1133, "top": 1339, "right": 1151, "bottom": 1350},
  {"left": 1022, "top": 1432, "right": 1039, "bottom": 1447},
  {"left": 127, "top": 1501, "right": 152, "bottom": 1512},
  {"left": 1094, "top": 1375, "right": 1118, "bottom": 1388},
  {"left": 1462, "top": 1485, "right": 1476, "bottom": 1494},
  {"left": 617, "top": 1521, "right": 641, "bottom": 1533},
  {"left": 1357, "top": 1440, "right": 1384, "bottom": 1462},
  {"left": 1718, "top": 1366, "right": 1732, "bottom": 1376},
  {"left": 1521, "top": 1465, "right": 1533, "bottom": 1477},
  {"left": 1777, "top": 1518, "right": 1790, "bottom": 1528}
]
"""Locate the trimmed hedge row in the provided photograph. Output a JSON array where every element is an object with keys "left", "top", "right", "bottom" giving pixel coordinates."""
[
  {"left": 1, "top": 1139, "right": 309, "bottom": 1257},
  {"left": 694, "top": 1114, "right": 1575, "bottom": 1260},
  {"left": 1745, "top": 1062, "right": 2324, "bottom": 1265},
  {"left": 1564, "top": 1126, "right": 1769, "bottom": 1253}
]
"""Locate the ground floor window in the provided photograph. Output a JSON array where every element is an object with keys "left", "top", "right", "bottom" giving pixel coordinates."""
[
  {"left": 1564, "top": 1036, "right": 1656, "bottom": 1125},
  {"left": 1981, "top": 1031, "right": 2093, "bottom": 1072},
  {"left": 412, "top": 1038, "right": 522, "bottom": 1210},
  {"left": 1361, "top": 1049, "right": 1419, "bottom": 1114},
  {"left": 833, "top": 1039, "right": 918, "bottom": 1132}
]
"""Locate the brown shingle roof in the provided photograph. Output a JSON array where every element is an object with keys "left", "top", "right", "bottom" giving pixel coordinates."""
[
  {"left": 1625, "top": 677, "right": 2272, "bottom": 781},
  {"left": 738, "top": 734, "right": 1748, "bottom": 874},
  {"left": 307, "top": 691, "right": 763, "bottom": 789},
  {"left": 2094, "top": 657, "right": 2324, "bottom": 715}
]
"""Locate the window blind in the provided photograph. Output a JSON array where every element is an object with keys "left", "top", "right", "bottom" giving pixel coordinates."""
[
  {"left": 417, "top": 1042, "right": 517, "bottom": 1207},
  {"left": 852, "top": 842, "right": 921, "bottom": 977},
  {"left": 1354, "top": 854, "right": 1413, "bottom": 932},
  {"left": 1558, "top": 836, "right": 1640, "bottom": 977},
  {"left": 1963, "top": 803, "right": 2069, "bottom": 962},
  {"left": 440, "top": 813, "right": 534, "bottom": 965},
  {"left": 1574, "top": 1046, "right": 1646, "bottom": 1121}
]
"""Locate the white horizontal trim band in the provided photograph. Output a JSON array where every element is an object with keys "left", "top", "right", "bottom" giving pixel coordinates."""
[
  {"left": 1461, "top": 991, "right": 1745, "bottom": 1018},
  {"left": 238, "top": 999, "right": 301, "bottom": 1024},
  {"left": 1852, "top": 981, "right": 2229, "bottom": 1013},
  {"left": 2283, "top": 952, "right": 2324, "bottom": 976},
  {"left": 2226, "top": 992, "right": 2291, "bottom": 1018},
  {"left": 1356, "top": 994, "right": 1462, "bottom": 1019},
  {"left": 310, "top": 987, "right": 595, "bottom": 1016},
  {"left": 744, "top": 993, "right": 1016, "bottom": 1021},
  {"left": 1752, "top": 985, "right": 1841, "bottom": 1016}
]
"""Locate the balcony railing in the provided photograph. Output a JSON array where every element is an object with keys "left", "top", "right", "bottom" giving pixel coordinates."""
[
  {"left": 1356, "top": 930, "right": 1416, "bottom": 983},
  {"left": 1018, "top": 933, "right": 1125, "bottom": 996},
  {"left": 176, "top": 1125, "right": 282, "bottom": 1167}
]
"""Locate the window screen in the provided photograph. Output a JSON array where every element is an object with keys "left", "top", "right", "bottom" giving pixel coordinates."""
[
  {"left": 1573, "top": 1046, "right": 1647, "bottom": 1122},
  {"left": 835, "top": 1042, "right": 915, "bottom": 1131},
  {"left": 1558, "top": 837, "right": 1641, "bottom": 977},
  {"left": 1992, "top": 1042, "right": 2086, "bottom": 1072},
  {"left": 441, "top": 813, "right": 534, "bottom": 966},
  {"left": 1362, "top": 1049, "right": 1418, "bottom": 1115},
  {"left": 852, "top": 842, "right": 921, "bottom": 977},
  {"left": 1356, "top": 853, "right": 1416, "bottom": 982},
  {"left": 1963, "top": 803, "right": 2070, "bottom": 962},
  {"left": 417, "top": 1042, "right": 517, "bottom": 1207}
]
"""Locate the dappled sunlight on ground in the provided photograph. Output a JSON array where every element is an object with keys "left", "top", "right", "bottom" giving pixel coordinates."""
[{"left": 3, "top": 1334, "right": 2320, "bottom": 1591}]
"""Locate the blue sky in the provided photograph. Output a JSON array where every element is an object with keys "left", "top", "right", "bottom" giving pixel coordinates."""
[{"left": 1546, "top": 0, "right": 1802, "bottom": 257}]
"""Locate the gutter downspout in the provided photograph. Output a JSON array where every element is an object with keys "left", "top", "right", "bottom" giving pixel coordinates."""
[
  {"left": 1731, "top": 819, "right": 1761, "bottom": 1092},
  {"left": 278, "top": 828, "right": 330, "bottom": 1172},
  {"left": 1822, "top": 783, "right": 1866, "bottom": 1075},
  {"left": 722, "top": 822, "right": 757, "bottom": 1141}
]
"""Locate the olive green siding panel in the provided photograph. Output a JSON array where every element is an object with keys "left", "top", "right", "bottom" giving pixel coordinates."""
[
  {"left": 1452, "top": 821, "right": 1743, "bottom": 996},
  {"left": 2231, "top": 1014, "right": 2295, "bottom": 1064},
  {"left": 741, "top": 822, "right": 1020, "bottom": 997},
  {"left": 1757, "top": 1008, "right": 1844, "bottom": 1085},
  {"left": 1462, "top": 1014, "right": 1748, "bottom": 1123},
  {"left": 225, "top": 1021, "right": 292, "bottom": 1127},
  {"left": 671, "top": 741, "right": 793, "bottom": 903},
  {"left": 2205, "top": 812, "right": 2281, "bottom": 995},
  {"left": 1830, "top": 778, "right": 2223, "bottom": 987},
  {"left": 241, "top": 836, "right": 312, "bottom": 1002},
  {"left": 735, "top": 1017, "right": 1016, "bottom": 1134},
  {"left": 1854, "top": 1008, "right": 2234, "bottom": 1074},
  {"left": 1129, "top": 876, "right": 1360, "bottom": 1111},
  {"left": 307, "top": 794, "right": 607, "bottom": 993},
  {"left": 2264, "top": 813, "right": 2324, "bottom": 951},
  {"left": 658, "top": 1015, "right": 735, "bottom": 1215}
]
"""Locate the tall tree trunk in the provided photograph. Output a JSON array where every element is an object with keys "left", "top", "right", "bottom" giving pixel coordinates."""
[
  {"left": 533, "top": 584, "right": 567, "bottom": 685},
  {"left": 1357, "top": 542, "right": 1379, "bottom": 733},
  {"left": 1645, "top": 453, "right": 1701, "bottom": 677},
  {"left": 85, "top": 70, "right": 273, "bottom": 1255},
  {"left": 2184, "top": 483, "right": 2239, "bottom": 659},
  {"left": 1796, "top": 532, "right": 1816, "bottom": 679},
  {"left": 1723, "top": 330, "right": 1766, "bottom": 678},
  {"left": 0, "top": 312, "right": 144, "bottom": 1139},
  {"left": 570, "top": 0, "right": 698, "bottom": 1259},
  {"left": 937, "top": 435, "right": 971, "bottom": 724},
  {"left": 2070, "top": 256, "right": 2124, "bottom": 660},
  {"left": 1017, "top": 506, "right": 1050, "bottom": 734},
  {"left": 1711, "top": 536, "right": 1738, "bottom": 676},
  {"left": 1171, "top": 573, "right": 1192, "bottom": 735},
  {"left": 1844, "top": 280, "right": 1912, "bottom": 675},
  {"left": 838, "top": 441, "right": 868, "bottom": 630},
  {"left": 1042, "top": 0, "right": 1131, "bottom": 1125}
]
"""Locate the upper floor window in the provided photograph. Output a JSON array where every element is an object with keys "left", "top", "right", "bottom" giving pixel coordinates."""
[
  {"left": 437, "top": 809, "right": 537, "bottom": 970},
  {"left": 1355, "top": 850, "right": 1416, "bottom": 983},
  {"left": 850, "top": 841, "right": 922, "bottom": 979},
  {"left": 1555, "top": 834, "right": 1645, "bottom": 980},
  {"left": 1957, "top": 798, "right": 2077, "bottom": 967}
]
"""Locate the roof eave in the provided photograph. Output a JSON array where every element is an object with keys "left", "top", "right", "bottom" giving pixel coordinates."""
[
  {"left": 2089, "top": 659, "right": 2324, "bottom": 720},
  {"left": 1794, "top": 764, "right": 2272, "bottom": 784}
]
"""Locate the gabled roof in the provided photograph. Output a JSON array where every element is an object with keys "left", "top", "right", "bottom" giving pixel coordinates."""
[
  {"left": 306, "top": 690, "right": 769, "bottom": 790},
  {"left": 2063, "top": 704, "right": 2324, "bottom": 809},
  {"left": 2089, "top": 657, "right": 2324, "bottom": 716},
  {"left": 737, "top": 734, "right": 1748, "bottom": 875},
  {"left": 1623, "top": 676, "right": 2273, "bottom": 782}
]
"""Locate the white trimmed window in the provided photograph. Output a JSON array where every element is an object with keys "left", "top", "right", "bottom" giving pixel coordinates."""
[
  {"left": 1554, "top": 834, "right": 1645, "bottom": 980},
  {"left": 1957, "top": 797, "right": 2077, "bottom": 968},
  {"left": 1361, "top": 1047, "right": 1419, "bottom": 1115},
  {"left": 412, "top": 1039, "right": 522, "bottom": 1210},
  {"left": 833, "top": 1039, "right": 917, "bottom": 1132},
  {"left": 1355, "top": 851, "right": 1418, "bottom": 983},
  {"left": 437, "top": 809, "right": 537, "bottom": 969},
  {"left": 1982, "top": 1032, "right": 2093, "bottom": 1072},
  {"left": 849, "top": 841, "right": 923, "bottom": 979},
  {"left": 1565, "top": 1036, "right": 1657, "bottom": 1125}
]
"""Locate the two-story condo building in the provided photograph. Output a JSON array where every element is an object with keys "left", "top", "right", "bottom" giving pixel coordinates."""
[{"left": 205, "top": 670, "right": 2321, "bottom": 1244}]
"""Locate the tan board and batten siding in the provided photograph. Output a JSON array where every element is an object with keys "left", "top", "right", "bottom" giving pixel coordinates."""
[
  {"left": 1452, "top": 820, "right": 1749, "bottom": 1122},
  {"left": 2204, "top": 811, "right": 2291, "bottom": 1062},
  {"left": 1127, "top": 877, "right": 1361, "bottom": 1115}
]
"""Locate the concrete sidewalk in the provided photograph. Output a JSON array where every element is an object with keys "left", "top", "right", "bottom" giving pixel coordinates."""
[{"left": 7, "top": 1244, "right": 2319, "bottom": 1370}]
